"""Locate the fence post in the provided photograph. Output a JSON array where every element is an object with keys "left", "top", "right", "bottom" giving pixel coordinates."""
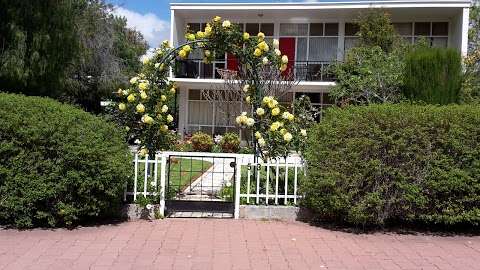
[
  {"left": 234, "top": 159, "right": 241, "bottom": 219},
  {"left": 133, "top": 153, "right": 138, "bottom": 201},
  {"left": 159, "top": 153, "right": 167, "bottom": 217}
]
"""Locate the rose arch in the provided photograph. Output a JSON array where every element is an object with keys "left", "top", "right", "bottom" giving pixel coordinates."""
[{"left": 115, "top": 16, "right": 308, "bottom": 161}]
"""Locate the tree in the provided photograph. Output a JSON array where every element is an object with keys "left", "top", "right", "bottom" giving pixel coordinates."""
[
  {"left": 0, "top": 0, "right": 80, "bottom": 97},
  {"left": 0, "top": 0, "right": 148, "bottom": 112},
  {"left": 330, "top": 10, "right": 407, "bottom": 105},
  {"left": 461, "top": 1, "right": 480, "bottom": 103},
  {"left": 62, "top": 1, "right": 148, "bottom": 112}
]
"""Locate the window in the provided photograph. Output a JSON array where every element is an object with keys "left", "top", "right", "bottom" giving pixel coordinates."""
[
  {"left": 392, "top": 22, "right": 449, "bottom": 48},
  {"left": 344, "top": 23, "right": 360, "bottom": 57},
  {"left": 187, "top": 89, "right": 243, "bottom": 136},
  {"left": 294, "top": 92, "right": 334, "bottom": 121},
  {"left": 245, "top": 23, "right": 274, "bottom": 36},
  {"left": 280, "top": 23, "right": 308, "bottom": 36}
]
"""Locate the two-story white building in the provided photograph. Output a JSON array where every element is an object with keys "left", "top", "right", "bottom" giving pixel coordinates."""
[{"left": 169, "top": 1, "right": 471, "bottom": 137}]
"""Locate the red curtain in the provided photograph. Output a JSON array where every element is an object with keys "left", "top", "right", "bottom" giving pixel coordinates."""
[
  {"left": 279, "top": 37, "right": 295, "bottom": 78},
  {"left": 227, "top": 53, "right": 239, "bottom": 71}
]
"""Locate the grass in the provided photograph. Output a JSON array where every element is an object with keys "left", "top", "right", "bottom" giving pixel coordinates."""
[
  {"left": 130, "top": 158, "right": 213, "bottom": 200},
  {"left": 167, "top": 157, "right": 213, "bottom": 190}
]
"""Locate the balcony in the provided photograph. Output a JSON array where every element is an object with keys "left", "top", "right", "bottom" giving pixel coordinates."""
[{"left": 174, "top": 59, "right": 335, "bottom": 82}]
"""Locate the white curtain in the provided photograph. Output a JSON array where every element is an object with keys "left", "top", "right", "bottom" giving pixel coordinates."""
[{"left": 309, "top": 37, "right": 338, "bottom": 61}]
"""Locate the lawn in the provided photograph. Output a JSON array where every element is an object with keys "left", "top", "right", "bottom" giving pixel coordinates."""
[{"left": 167, "top": 157, "right": 213, "bottom": 190}]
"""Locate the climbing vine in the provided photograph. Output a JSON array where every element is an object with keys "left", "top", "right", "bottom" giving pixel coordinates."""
[{"left": 116, "top": 16, "right": 308, "bottom": 160}]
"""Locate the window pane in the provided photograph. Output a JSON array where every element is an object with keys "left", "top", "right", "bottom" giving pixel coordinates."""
[
  {"left": 310, "top": 23, "right": 324, "bottom": 36},
  {"left": 187, "top": 23, "right": 200, "bottom": 33},
  {"left": 280, "top": 23, "right": 308, "bottom": 36},
  {"left": 344, "top": 37, "right": 359, "bottom": 56},
  {"left": 296, "top": 93, "right": 321, "bottom": 103},
  {"left": 214, "top": 62, "right": 225, "bottom": 79},
  {"left": 189, "top": 89, "right": 201, "bottom": 100},
  {"left": 309, "top": 37, "right": 338, "bottom": 61},
  {"left": 188, "top": 101, "right": 213, "bottom": 125},
  {"left": 432, "top": 22, "right": 448, "bottom": 36},
  {"left": 393, "top": 23, "right": 412, "bottom": 36},
  {"left": 432, "top": 37, "right": 448, "bottom": 47},
  {"left": 324, "top": 23, "right": 339, "bottom": 36},
  {"left": 414, "top": 22, "right": 430, "bottom": 36},
  {"left": 201, "top": 63, "right": 213, "bottom": 78},
  {"left": 296, "top": 37, "right": 307, "bottom": 61},
  {"left": 246, "top": 23, "right": 259, "bottom": 35},
  {"left": 260, "top": 23, "right": 274, "bottom": 36},
  {"left": 345, "top": 23, "right": 359, "bottom": 36}
]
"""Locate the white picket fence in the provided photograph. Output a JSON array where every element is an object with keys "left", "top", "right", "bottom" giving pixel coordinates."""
[{"left": 125, "top": 151, "right": 304, "bottom": 218}]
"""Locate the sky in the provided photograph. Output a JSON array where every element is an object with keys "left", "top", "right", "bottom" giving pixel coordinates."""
[{"left": 107, "top": 0, "right": 362, "bottom": 48}]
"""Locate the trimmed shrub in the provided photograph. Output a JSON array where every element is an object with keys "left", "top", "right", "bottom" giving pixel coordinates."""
[
  {"left": 191, "top": 131, "right": 214, "bottom": 152},
  {"left": 404, "top": 47, "right": 462, "bottom": 104},
  {"left": 220, "top": 132, "right": 240, "bottom": 153},
  {"left": 303, "top": 104, "right": 480, "bottom": 227},
  {"left": 0, "top": 93, "right": 131, "bottom": 228}
]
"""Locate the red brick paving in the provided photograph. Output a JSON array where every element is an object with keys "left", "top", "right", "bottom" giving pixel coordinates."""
[{"left": 1, "top": 219, "right": 480, "bottom": 270}]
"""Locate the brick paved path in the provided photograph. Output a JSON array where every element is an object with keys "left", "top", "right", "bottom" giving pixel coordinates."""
[{"left": 1, "top": 219, "right": 480, "bottom": 270}]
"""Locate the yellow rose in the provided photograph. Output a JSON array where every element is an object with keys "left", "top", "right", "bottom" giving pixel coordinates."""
[
  {"left": 214, "top": 16, "right": 221, "bottom": 22},
  {"left": 162, "top": 40, "right": 170, "bottom": 48},
  {"left": 262, "top": 57, "right": 269, "bottom": 65},
  {"left": 246, "top": 118, "right": 255, "bottom": 127},
  {"left": 204, "top": 50, "right": 211, "bottom": 57},
  {"left": 257, "top": 32, "right": 265, "bottom": 40},
  {"left": 138, "top": 82, "right": 149, "bottom": 91},
  {"left": 301, "top": 129, "right": 307, "bottom": 137},
  {"left": 287, "top": 113, "right": 294, "bottom": 121},
  {"left": 275, "top": 49, "right": 281, "bottom": 56},
  {"left": 167, "top": 114, "right": 174, "bottom": 123},
  {"left": 283, "top": 132, "right": 293, "bottom": 142},
  {"left": 254, "top": 48, "right": 262, "bottom": 57},
  {"left": 159, "top": 63, "right": 165, "bottom": 71},
  {"left": 136, "top": 103, "right": 145, "bottom": 113},
  {"left": 205, "top": 26, "right": 212, "bottom": 36},
  {"left": 183, "top": 45, "right": 192, "bottom": 52},
  {"left": 142, "top": 57, "right": 150, "bottom": 65},
  {"left": 258, "top": 138, "right": 266, "bottom": 147},
  {"left": 118, "top": 103, "right": 126, "bottom": 111},
  {"left": 273, "top": 39, "right": 279, "bottom": 49},
  {"left": 127, "top": 94, "right": 136, "bottom": 103},
  {"left": 222, "top": 20, "right": 231, "bottom": 28},
  {"left": 160, "top": 125, "right": 168, "bottom": 132},
  {"left": 130, "top": 77, "right": 138, "bottom": 84},
  {"left": 117, "top": 88, "right": 123, "bottom": 96},
  {"left": 281, "top": 55, "right": 289, "bottom": 64},
  {"left": 262, "top": 96, "right": 271, "bottom": 104},
  {"left": 243, "top": 32, "right": 250, "bottom": 40},
  {"left": 270, "top": 122, "right": 280, "bottom": 132},
  {"left": 142, "top": 115, "right": 154, "bottom": 125},
  {"left": 161, "top": 105, "right": 168, "bottom": 113},
  {"left": 186, "top": 33, "right": 195, "bottom": 41},
  {"left": 154, "top": 63, "right": 160, "bottom": 69},
  {"left": 140, "top": 92, "right": 148, "bottom": 100},
  {"left": 245, "top": 96, "right": 251, "bottom": 103},
  {"left": 170, "top": 87, "right": 176, "bottom": 94},
  {"left": 243, "top": 84, "right": 250, "bottom": 92},
  {"left": 178, "top": 49, "right": 188, "bottom": 59},
  {"left": 282, "top": 111, "right": 290, "bottom": 120},
  {"left": 280, "top": 64, "right": 288, "bottom": 72},
  {"left": 161, "top": 95, "right": 167, "bottom": 102},
  {"left": 255, "top": 131, "right": 262, "bottom": 139},
  {"left": 268, "top": 99, "right": 278, "bottom": 109},
  {"left": 139, "top": 147, "right": 148, "bottom": 157},
  {"left": 271, "top": 107, "right": 280, "bottom": 116},
  {"left": 196, "top": 31, "right": 205, "bottom": 39},
  {"left": 280, "top": 128, "right": 287, "bottom": 135},
  {"left": 256, "top": 108, "right": 265, "bottom": 116}
]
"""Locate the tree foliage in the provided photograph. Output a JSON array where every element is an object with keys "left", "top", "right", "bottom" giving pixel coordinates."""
[
  {"left": 330, "top": 10, "right": 407, "bottom": 105},
  {"left": 404, "top": 47, "right": 462, "bottom": 104},
  {"left": 0, "top": 0, "right": 148, "bottom": 112},
  {"left": 461, "top": 1, "right": 480, "bottom": 104}
]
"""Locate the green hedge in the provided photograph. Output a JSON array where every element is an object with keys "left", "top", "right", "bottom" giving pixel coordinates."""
[
  {"left": 0, "top": 93, "right": 131, "bottom": 228},
  {"left": 404, "top": 47, "right": 462, "bottom": 105},
  {"left": 303, "top": 104, "right": 480, "bottom": 227}
]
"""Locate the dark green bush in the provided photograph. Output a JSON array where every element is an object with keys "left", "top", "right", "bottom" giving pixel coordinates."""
[
  {"left": 0, "top": 93, "right": 131, "bottom": 228},
  {"left": 303, "top": 104, "right": 480, "bottom": 227},
  {"left": 220, "top": 132, "right": 240, "bottom": 153},
  {"left": 191, "top": 131, "right": 214, "bottom": 152},
  {"left": 404, "top": 47, "right": 462, "bottom": 104}
]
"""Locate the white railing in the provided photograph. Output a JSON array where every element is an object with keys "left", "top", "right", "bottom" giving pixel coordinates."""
[{"left": 125, "top": 151, "right": 304, "bottom": 218}]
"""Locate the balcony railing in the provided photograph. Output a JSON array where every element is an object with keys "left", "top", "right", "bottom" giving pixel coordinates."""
[{"left": 174, "top": 59, "right": 335, "bottom": 82}]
